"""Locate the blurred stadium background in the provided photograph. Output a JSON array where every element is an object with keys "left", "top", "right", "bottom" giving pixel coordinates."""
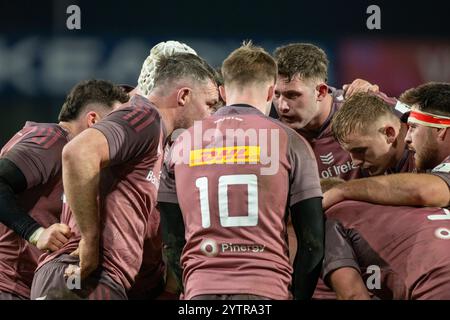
[{"left": 0, "top": 0, "right": 449, "bottom": 146}]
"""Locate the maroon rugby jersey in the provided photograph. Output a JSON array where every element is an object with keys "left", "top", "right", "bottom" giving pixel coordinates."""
[
  {"left": 431, "top": 155, "right": 450, "bottom": 202},
  {"left": 297, "top": 89, "right": 361, "bottom": 180},
  {"left": 38, "top": 95, "right": 165, "bottom": 291},
  {"left": 158, "top": 104, "right": 322, "bottom": 300},
  {"left": 322, "top": 200, "right": 450, "bottom": 299},
  {"left": 0, "top": 122, "right": 67, "bottom": 298}
]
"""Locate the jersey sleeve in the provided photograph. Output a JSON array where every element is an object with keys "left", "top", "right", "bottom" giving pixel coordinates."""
[
  {"left": 322, "top": 218, "right": 361, "bottom": 285},
  {"left": 430, "top": 157, "right": 450, "bottom": 192},
  {"left": 3, "top": 127, "right": 66, "bottom": 189},
  {"left": 287, "top": 131, "right": 323, "bottom": 206},
  {"left": 92, "top": 96, "right": 161, "bottom": 166}
]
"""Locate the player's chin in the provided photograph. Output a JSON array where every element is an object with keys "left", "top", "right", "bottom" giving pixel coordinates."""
[{"left": 281, "top": 118, "right": 303, "bottom": 129}]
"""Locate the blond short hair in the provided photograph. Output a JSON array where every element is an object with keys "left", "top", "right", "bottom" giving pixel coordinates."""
[
  {"left": 221, "top": 41, "right": 277, "bottom": 86},
  {"left": 332, "top": 92, "right": 396, "bottom": 144}
]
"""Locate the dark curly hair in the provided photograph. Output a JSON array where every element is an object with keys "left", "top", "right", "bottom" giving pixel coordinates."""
[{"left": 58, "top": 79, "right": 129, "bottom": 122}]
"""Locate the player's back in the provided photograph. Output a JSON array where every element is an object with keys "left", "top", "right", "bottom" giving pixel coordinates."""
[
  {"left": 327, "top": 200, "right": 450, "bottom": 299},
  {"left": 171, "top": 104, "right": 321, "bottom": 300},
  {"left": 0, "top": 122, "right": 67, "bottom": 298}
]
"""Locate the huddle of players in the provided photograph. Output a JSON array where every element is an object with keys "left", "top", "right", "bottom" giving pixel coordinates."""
[{"left": 0, "top": 39, "right": 449, "bottom": 300}]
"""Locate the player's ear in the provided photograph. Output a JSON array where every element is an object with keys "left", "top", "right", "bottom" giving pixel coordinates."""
[
  {"left": 316, "top": 83, "right": 328, "bottom": 101},
  {"left": 86, "top": 111, "right": 100, "bottom": 127},
  {"left": 219, "top": 85, "right": 226, "bottom": 103},
  {"left": 266, "top": 84, "right": 275, "bottom": 102},
  {"left": 177, "top": 88, "right": 191, "bottom": 107},
  {"left": 384, "top": 125, "right": 397, "bottom": 144}
]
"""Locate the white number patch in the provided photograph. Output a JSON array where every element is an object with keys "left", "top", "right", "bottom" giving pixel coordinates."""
[{"left": 195, "top": 174, "right": 259, "bottom": 228}]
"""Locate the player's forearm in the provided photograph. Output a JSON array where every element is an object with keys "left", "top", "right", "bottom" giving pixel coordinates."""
[
  {"left": 62, "top": 143, "right": 100, "bottom": 241},
  {"left": 337, "top": 173, "right": 449, "bottom": 207},
  {"left": 0, "top": 179, "right": 42, "bottom": 240},
  {"left": 290, "top": 198, "right": 324, "bottom": 300},
  {"left": 293, "top": 246, "right": 323, "bottom": 300},
  {"left": 329, "top": 267, "right": 371, "bottom": 300}
]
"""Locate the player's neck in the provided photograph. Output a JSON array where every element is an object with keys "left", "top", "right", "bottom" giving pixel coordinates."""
[
  {"left": 58, "top": 121, "right": 78, "bottom": 140},
  {"left": 145, "top": 92, "right": 176, "bottom": 135},
  {"left": 155, "top": 108, "right": 175, "bottom": 136},
  {"left": 225, "top": 94, "right": 270, "bottom": 115}
]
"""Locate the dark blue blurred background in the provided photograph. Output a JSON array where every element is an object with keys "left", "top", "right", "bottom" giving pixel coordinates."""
[{"left": 0, "top": 0, "right": 449, "bottom": 145}]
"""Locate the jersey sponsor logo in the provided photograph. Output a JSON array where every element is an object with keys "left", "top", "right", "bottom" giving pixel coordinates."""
[
  {"left": 221, "top": 243, "right": 265, "bottom": 254},
  {"left": 319, "top": 152, "right": 335, "bottom": 165},
  {"left": 318, "top": 152, "right": 359, "bottom": 178},
  {"left": 146, "top": 170, "right": 160, "bottom": 188},
  {"left": 320, "top": 161, "right": 358, "bottom": 179},
  {"left": 320, "top": 160, "right": 359, "bottom": 179},
  {"left": 432, "top": 162, "right": 450, "bottom": 173},
  {"left": 189, "top": 146, "right": 260, "bottom": 167},
  {"left": 200, "top": 239, "right": 219, "bottom": 257},
  {"left": 199, "top": 239, "right": 265, "bottom": 257}
]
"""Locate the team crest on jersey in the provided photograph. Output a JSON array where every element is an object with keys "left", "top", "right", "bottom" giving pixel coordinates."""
[
  {"left": 319, "top": 152, "right": 335, "bottom": 165},
  {"left": 432, "top": 163, "right": 450, "bottom": 173},
  {"left": 189, "top": 146, "right": 260, "bottom": 167}
]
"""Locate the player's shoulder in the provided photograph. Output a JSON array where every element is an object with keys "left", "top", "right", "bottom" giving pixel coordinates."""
[
  {"left": 100, "top": 94, "right": 162, "bottom": 133},
  {"left": 19, "top": 122, "right": 68, "bottom": 149},
  {"left": 431, "top": 155, "right": 450, "bottom": 174},
  {"left": 108, "top": 94, "right": 160, "bottom": 118}
]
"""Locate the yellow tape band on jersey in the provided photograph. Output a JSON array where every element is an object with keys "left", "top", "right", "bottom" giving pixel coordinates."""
[{"left": 189, "top": 146, "right": 260, "bottom": 167}]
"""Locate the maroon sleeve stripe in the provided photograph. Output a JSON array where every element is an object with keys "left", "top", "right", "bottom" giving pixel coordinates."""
[
  {"left": 134, "top": 112, "right": 157, "bottom": 132},
  {"left": 122, "top": 109, "right": 139, "bottom": 121},
  {"left": 129, "top": 108, "right": 149, "bottom": 126},
  {"left": 42, "top": 130, "right": 63, "bottom": 149},
  {"left": 31, "top": 127, "right": 46, "bottom": 144},
  {"left": 37, "top": 128, "right": 53, "bottom": 145},
  {"left": 35, "top": 128, "right": 60, "bottom": 147}
]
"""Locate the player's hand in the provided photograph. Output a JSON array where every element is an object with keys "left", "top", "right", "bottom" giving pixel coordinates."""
[
  {"left": 36, "top": 223, "right": 72, "bottom": 252},
  {"left": 323, "top": 188, "right": 345, "bottom": 210},
  {"left": 343, "top": 79, "right": 379, "bottom": 98},
  {"left": 69, "top": 236, "right": 99, "bottom": 280}
]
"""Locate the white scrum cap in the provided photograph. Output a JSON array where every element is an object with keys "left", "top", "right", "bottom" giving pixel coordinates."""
[{"left": 137, "top": 40, "right": 197, "bottom": 96}]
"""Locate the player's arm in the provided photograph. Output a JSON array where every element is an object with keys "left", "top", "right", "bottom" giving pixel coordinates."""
[
  {"left": 0, "top": 158, "right": 40, "bottom": 239},
  {"left": 323, "top": 173, "right": 450, "bottom": 210},
  {"left": 328, "top": 267, "right": 370, "bottom": 300},
  {"left": 342, "top": 79, "right": 379, "bottom": 98},
  {"left": 322, "top": 219, "right": 370, "bottom": 299},
  {"left": 62, "top": 128, "right": 109, "bottom": 279},
  {"left": 0, "top": 158, "right": 71, "bottom": 251},
  {"left": 158, "top": 202, "right": 185, "bottom": 295},
  {"left": 290, "top": 197, "right": 324, "bottom": 300}
]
